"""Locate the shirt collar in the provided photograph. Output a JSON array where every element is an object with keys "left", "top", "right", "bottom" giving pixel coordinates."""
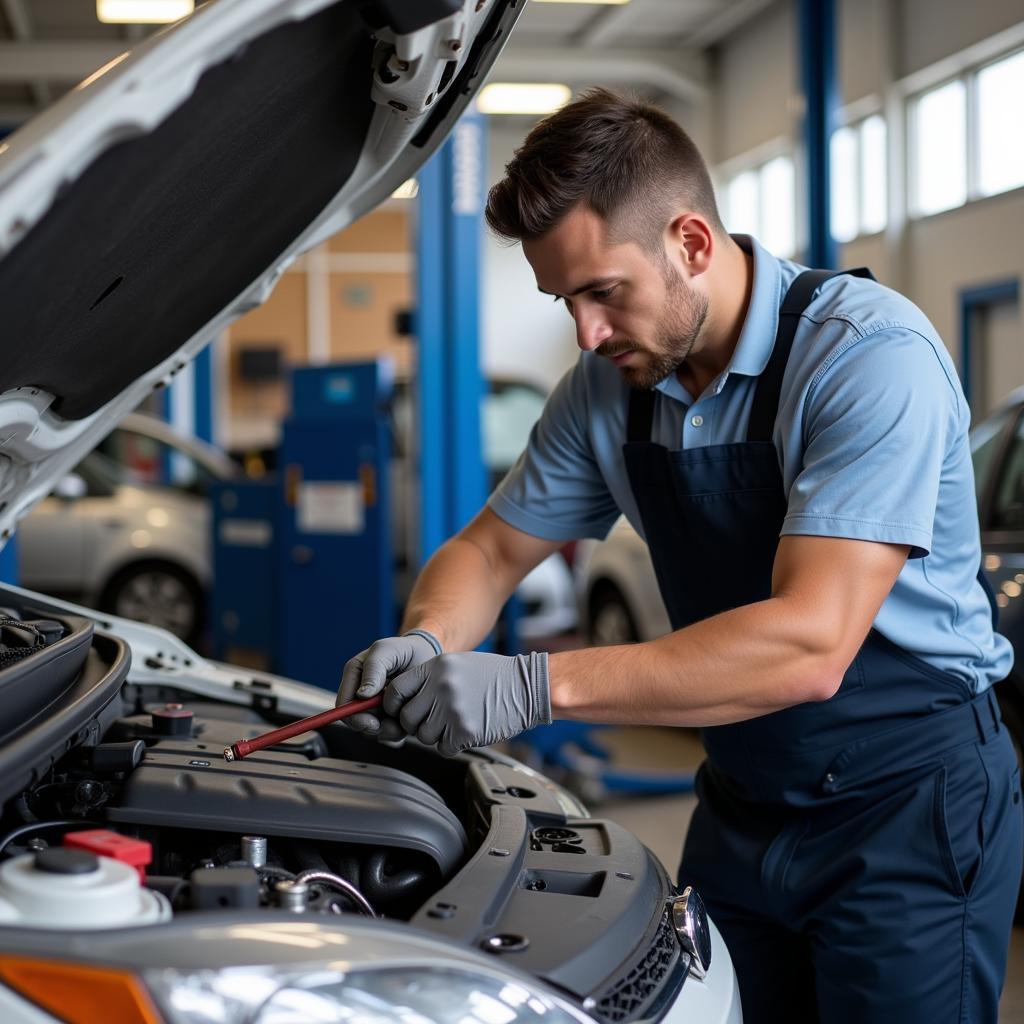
[
  {"left": 722, "top": 233, "right": 783, "bottom": 379},
  {"left": 654, "top": 234, "right": 783, "bottom": 402}
]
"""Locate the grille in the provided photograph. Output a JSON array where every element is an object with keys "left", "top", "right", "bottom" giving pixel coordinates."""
[{"left": 594, "top": 908, "right": 681, "bottom": 1023}]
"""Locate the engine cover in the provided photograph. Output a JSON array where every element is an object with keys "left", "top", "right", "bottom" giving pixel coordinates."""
[{"left": 106, "top": 737, "right": 468, "bottom": 874}]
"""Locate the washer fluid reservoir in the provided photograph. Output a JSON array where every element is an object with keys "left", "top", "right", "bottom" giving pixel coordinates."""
[{"left": 0, "top": 848, "right": 170, "bottom": 928}]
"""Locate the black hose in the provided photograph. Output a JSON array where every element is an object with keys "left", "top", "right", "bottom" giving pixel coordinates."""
[{"left": 359, "top": 850, "right": 429, "bottom": 905}]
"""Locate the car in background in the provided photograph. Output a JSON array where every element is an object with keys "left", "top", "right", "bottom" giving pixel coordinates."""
[
  {"left": 392, "top": 375, "right": 578, "bottom": 641},
  {"left": 18, "top": 412, "right": 236, "bottom": 646}
]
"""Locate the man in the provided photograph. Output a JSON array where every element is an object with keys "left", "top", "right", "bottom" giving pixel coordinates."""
[{"left": 337, "top": 89, "right": 1022, "bottom": 1021}]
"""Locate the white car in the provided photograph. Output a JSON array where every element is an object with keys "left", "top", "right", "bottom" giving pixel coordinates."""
[
  {"left": 392, "top": 376, "right": 578, "bottom": 641},
  {"left": 578, "top": 518, "right": 670, "bottom": 645},
  {"left": 0, "top": 3, "right": 741, "bottom": 1023},
  {"left": 18, "top": 413, "right": 236, "bottom": 645}
]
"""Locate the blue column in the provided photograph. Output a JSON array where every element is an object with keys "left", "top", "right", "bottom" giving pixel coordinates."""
[
  {"left": 193, "top": 344, "right": 214, "bottom": 445},
  {"left": 959, "top": 279, "right": 1020, "bottom": 413},
  {"left": 0, "top": 540, "right": 17, "bottom": 584},
  {"left": 414, "top": 154, "right": 449, "bottom": 564},
  {"left": 414, "top": 110, "right": 488, "bottom": 567},
  {"left": 798, "top": 0, "right": 838, "bottom": 269}
]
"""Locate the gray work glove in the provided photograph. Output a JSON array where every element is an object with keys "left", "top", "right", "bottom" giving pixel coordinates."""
[
  {"left": 337, "top": 629, "right": 442, "bottom": 742},
  {"left": 382, "top": 651, "right": 552, "bottom": 757}
]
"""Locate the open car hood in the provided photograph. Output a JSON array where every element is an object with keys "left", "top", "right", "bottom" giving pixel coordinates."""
[{"left": 0, "top": 0, "right": 522, "bottom": 544}]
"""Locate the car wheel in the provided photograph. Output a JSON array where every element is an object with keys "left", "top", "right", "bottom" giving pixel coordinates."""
[
  {"left": 996, "top": 684, "right": 1024, "bottom": 925},
  {"left": 99, "top": 561, "right": 204, "bottom": 646},
  {"left": 589, "top": 583, "right": 639, "bottom": 646}
]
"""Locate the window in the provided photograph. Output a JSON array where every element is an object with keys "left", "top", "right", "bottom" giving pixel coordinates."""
[
  {"left": 95, "top": 429, "right": 219, "bottom": 497},
  {"left": 859, "top": 115, "right": 888, "bottom": 234},
  {"left": 830, "top": 115, "right": 888, "bottom": 243},
  {"left": 759, "top": 156, "right": 796, "bottom": 258},
  {"left": 482, "top": 381, "right": 546, "bottom": 475},
  {"left": 912, "top": 80, "right": 967, "bottom": 216},
  {"left": 722, "top": 154, "right": 796, "bottom": 258},
  {"left": 829, "top": 127, "right": 858, "bottom": 243},
  {"left": 725, "top": 171, "right": 759, "bottom": 237},
  {"left": 976, "top": 50, "right": 1024, "bottom": 198},
  {"left": 908, "top": 47, "right": 1024, "bottom": 217}
]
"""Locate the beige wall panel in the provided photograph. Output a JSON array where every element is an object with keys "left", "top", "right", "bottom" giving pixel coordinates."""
[
  {"left": 328, "top": 210, "right": 410, "bottom": 252},
  {"left": 905, "top": 190, "right": 1024, "bottom": 369},
  {"left": 714, "top": 0, "right": 795, "bottom": 163},
  {"left": 980, "top": 300, "right": 1024, "bottom": 415},
  {"left": 226, "top": 271, "right": 308, "bottom": 430},
  {"left": 839, "top": 234, "right": 892, "bottom": 287},
  {"left": 899, "top": 0, "right": 1024, "bottom": 76},
  {"left": 328, "top": 271, "right": 413, "bottom": 374},
  {"left": 839, "top": 0, "right": 890, "bottom": 104}
]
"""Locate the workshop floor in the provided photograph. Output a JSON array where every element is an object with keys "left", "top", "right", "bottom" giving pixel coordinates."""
[{"left": 581, "top": 726, "right": 1024, "bottom": 1020}]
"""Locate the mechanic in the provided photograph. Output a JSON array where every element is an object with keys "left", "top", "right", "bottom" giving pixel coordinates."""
[{"left": 337, "top": 88, "right": 1023, "bottom": 1022}]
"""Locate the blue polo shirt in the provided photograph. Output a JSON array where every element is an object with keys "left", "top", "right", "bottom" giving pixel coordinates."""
[{"left": 489, "top": 234, "right": 1012, "bottom": 692}]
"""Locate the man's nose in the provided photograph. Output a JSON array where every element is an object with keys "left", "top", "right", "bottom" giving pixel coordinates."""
[{"left": 574, "top": 305, "right": 614, "bottom": 352}]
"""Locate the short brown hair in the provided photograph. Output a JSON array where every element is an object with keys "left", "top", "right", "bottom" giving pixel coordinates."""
[{"left": 485, "top": 87, "right": 724, "bottom": 248}]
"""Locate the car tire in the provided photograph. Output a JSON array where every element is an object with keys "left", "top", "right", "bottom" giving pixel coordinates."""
[
  {"left": 98, "top": 560, "right": 204, "bottom": 647},
  {"left": 996, "top": 683, "right": 1024, "bottom": 925},
  {"left": 588, "top": 582, "right": 640, "bottom": 646}
]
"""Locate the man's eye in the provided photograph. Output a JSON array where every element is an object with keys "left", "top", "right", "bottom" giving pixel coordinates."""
[{"left": 593, "top": 287, "right": 616, "bottom": 300}]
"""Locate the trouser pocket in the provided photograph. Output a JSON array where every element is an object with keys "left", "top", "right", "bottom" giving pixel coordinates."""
[{"left": 935, "top": 736, "right": 1017, "bottom": 899}]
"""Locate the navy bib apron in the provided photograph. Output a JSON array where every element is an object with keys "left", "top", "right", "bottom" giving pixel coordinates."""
[{"left": 623, "top": 269, "right": 1022, "bottom": 1023}]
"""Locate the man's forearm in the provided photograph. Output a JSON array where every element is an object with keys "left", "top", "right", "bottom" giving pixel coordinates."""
[
  {"left": 550, "top": 595, "right": 847, "bottom": 727},
  {"left": 400, "top": 535, "right": 517, "bottom": 652}
]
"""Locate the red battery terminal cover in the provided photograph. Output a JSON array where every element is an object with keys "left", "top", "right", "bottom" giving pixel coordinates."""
[{"left": 63, "top": 830, "right": 152, "bottom": 882}]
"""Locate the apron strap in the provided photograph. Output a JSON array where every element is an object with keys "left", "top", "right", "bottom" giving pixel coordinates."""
[
  {"left": 627, "top": 387, "right": 657, "bottom": 443},
  {"left": 746, "top": 266, "right": 875, "bottom": 442},
  {"left": 626, "top": 266, "right": 877, "bottom": 445}
]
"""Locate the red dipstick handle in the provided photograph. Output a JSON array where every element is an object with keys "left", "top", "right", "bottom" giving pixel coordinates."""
[{"left": 223, "top": 694, "right": 384, "bottom": 761}]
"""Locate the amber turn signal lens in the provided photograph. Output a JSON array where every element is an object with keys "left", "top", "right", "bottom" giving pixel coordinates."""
[{"left": 0, "top": 958, "right": 162, "bottom": 1023}]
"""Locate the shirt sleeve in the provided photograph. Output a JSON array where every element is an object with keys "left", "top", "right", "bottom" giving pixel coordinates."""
[
  {"left": 487, "top": 362, "right": 621, "bottom": 541},
  {"left": 781, "top": 327, "right": 964, "bottom": 557}
]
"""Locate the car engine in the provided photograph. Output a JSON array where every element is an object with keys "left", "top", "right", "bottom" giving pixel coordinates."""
[
  {"left": 0, "top": 600, "right": 694, "bottom": 1023},
  {"left": 8, "top": 699, "right": 470, "bottom": 923}
]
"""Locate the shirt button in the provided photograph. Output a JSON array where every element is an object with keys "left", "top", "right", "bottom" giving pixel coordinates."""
[{"left": 690, "top": 415, "right": 704, "bottom": 427}]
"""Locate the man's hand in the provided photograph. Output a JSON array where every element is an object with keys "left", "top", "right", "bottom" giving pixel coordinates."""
[
  {"left": 383, "top": 651, "right": 552, "bottom": 756},
  {"left": 337, "top": 630, "right": 442, "bottom": 741}
]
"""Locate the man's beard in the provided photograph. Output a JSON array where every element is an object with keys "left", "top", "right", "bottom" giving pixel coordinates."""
[{"left": 600, "top": 267, "right": 709, "bottom": 390}]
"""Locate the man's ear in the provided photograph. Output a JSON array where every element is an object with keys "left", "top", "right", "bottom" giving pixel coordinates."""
[{"left": 666, "top": 213, "right": 713, "bottom": 278}]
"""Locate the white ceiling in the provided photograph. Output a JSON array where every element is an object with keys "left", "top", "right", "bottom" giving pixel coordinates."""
[{"left": 0, "top": 0, "right": 774, "bottom": 124}]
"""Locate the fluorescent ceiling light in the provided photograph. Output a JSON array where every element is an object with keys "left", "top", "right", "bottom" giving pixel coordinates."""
[
  {"left": 477, "top": 83, "right": 572, "bottom": 116},
  {"left": 391, "top": 179, "right": 419, "bottom": 200},
  {"left": 97, "top": 0, "right": 194, "bottom": 24}
]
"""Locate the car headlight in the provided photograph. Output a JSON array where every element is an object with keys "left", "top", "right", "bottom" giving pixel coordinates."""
[
  {"left": 0, "top": 918, "right": 597, "bottom": 1024},
  {"left": 144, "top": 964, "right": 591, "bottom": 1024}
]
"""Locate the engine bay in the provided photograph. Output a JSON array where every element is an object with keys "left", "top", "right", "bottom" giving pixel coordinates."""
[{"left": 0, "top": 597, "right": 690, "bottom": 1020}]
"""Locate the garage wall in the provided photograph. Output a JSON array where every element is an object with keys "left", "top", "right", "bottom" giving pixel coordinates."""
[
  {"left": 713, "top": 1, "right": 796, "bottom": 164},
  {"left": 707, "top": 0, "right": 1024, "bottom": 415},
  {"left": 224, "top": 207, "right": 413, "bottom": 450},
  {"left": 482, "top": 127, "right": 580, "bottom": 394},
  {"left": 898, "top": 0, "right": 1024, "bottom": 75}
]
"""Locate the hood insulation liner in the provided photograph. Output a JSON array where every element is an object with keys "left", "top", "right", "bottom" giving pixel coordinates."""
[{"left": 0, "top": 2, "right": 375, "bottom": 420}]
